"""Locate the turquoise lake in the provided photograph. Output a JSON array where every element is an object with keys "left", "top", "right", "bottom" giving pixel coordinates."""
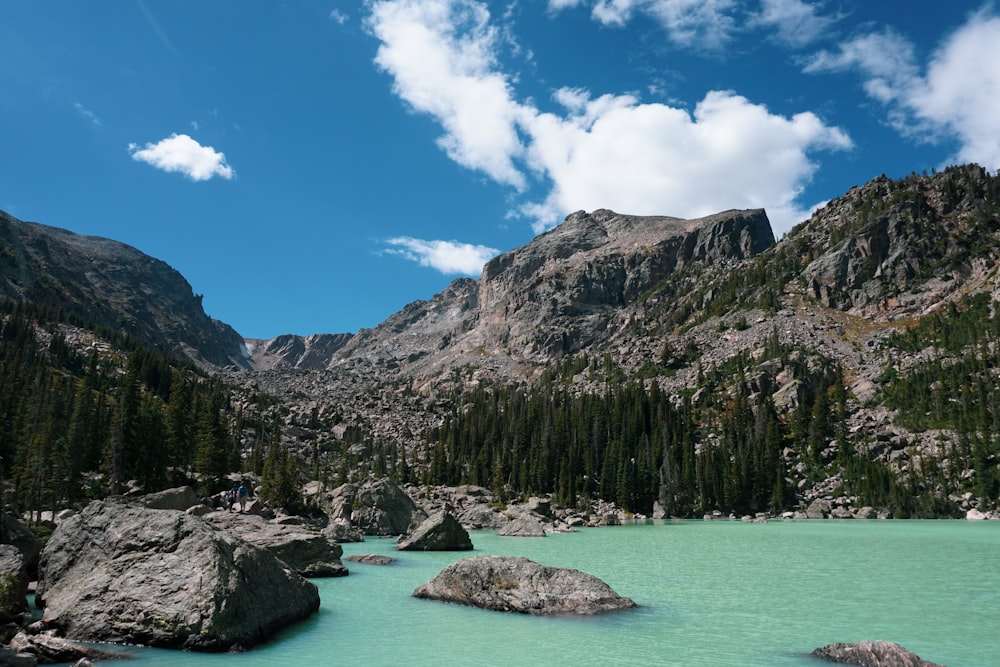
[{"left": 118, "top": 520, "right": 997, "bottom": 666}]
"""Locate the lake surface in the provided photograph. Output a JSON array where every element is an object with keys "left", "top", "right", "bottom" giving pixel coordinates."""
[{"left": 120, "top": 520, "right": 998, "bottom": 666}]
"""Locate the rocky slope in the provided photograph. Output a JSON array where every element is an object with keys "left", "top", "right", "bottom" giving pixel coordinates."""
[
  {"left": 236, "top": 165, "right": 1000, "bottom": 518},
  {"left": 250, "top": 207, "right": 774, "bottom": 379},
  {"left": 0, "top": 210, "right": 252, "bottom": 370}
]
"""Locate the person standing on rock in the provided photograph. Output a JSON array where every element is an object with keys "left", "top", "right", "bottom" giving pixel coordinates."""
[{"left": 237, "top": 483, "right": 248, "bottom": 512}]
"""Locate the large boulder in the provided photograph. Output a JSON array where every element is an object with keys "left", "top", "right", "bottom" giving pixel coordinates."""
[
  {"left": 811, "top": 641, "right": 945, "bottom": 667},
  {"left": 328, "top": 478, "right": 425, "bottom": 536},
  {"left": 413, "top": 556, "right": 636, "bottom": 615},
  {"left": 35, "top": 500, "right": 319, "bottom": 651},
  {"left": 0, "top": 514, "right": 41, "bottom": 573},
  {"left": 138, "top": 486, "right": 200, "bottom": 511},
  {"left": 397, "top": 511, "right": 473, "bottom": 551},
  {"left": 0, "top": 545, "right": 28, "bottom": 623},
  {"left": 322, "top": 520, "right": 365, "bottom": 544},
  {"left": 203, "top": 511, "right": 347, "bottom": 577},
  {"left": 498, "top": 515, "right": 546, "bottom": 537}
]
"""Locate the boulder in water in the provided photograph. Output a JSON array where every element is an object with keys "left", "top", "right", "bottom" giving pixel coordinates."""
[
  {"left": 413, "top": 555, "right": 636, "bottom": 615},
  {"left": 498, "top": 515, "right": 546, "bottom": 537},
  {"left": 398, "top": 511, "right": 473, "bottom": 551},
  {"left": 36, "top": 500, "right": 319, "bottom": 651},
  {"left": 811, "top": 640, "right": 945, "bottom": 667}
]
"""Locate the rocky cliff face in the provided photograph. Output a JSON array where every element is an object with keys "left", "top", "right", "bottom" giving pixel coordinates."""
[
  {"left": 250, "top": 207, "right": 775, "bottom": 380},
  {"left": 0, "top": 211, "right": 252, "bottom": 370}
]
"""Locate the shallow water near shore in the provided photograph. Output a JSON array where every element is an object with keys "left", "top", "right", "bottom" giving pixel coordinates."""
[{"left": 119, "top": 520, "right": 998, "bottom": 667}]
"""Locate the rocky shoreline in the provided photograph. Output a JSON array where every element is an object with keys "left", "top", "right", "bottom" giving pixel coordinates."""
[{"left": 0, "top": 477, "right": 988, "bottom": 663}]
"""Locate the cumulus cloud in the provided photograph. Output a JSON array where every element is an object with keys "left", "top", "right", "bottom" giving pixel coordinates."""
[
  {"left": 128, "top": 133, "right": 235, "bottom": 181},
  {"left": 908, "top": 11, "right": 1000, "bottom": 169},
  {"left": 368, "top": 0, "right": 851, "bottom": 238},
  {"left": 383, "top": 236, "right": 499, "bottom": 274},
  {"left": 523, "top": 89, "right": 851, "bottom": 234},
  {"left": 805, "top": 9, "right": 1000, "bottom": 171},
  {"left": 368, "top": 0, "right": 527, "bottom": 189},
  {"left": 753, "top": 0, "right": 839, "bottom": 47}
]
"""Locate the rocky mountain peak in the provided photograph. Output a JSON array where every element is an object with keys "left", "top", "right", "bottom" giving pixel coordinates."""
[
  {"left": 269, "top": 207, "right": 775, "bottom": 383},
  {"left": 0, "top": 210, "right": 252, "bottom": 370}
]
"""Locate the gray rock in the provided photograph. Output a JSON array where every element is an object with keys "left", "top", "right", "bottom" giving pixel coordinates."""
[
  {"left": 498, "top": 515, "right": 546, "bottom": 537},
  {"left": 203, "top": 511, "right": 347, "bottom": 577},
  {"left": 139, "top": 486, "right": 200, "bottom": 511},
  {"left": 413, "top": 556, "right": 636, "bottom": 615},
  {"left": 455, "top": 504, "right": 505, "bottom": 530},
  {"left": 806, "top": 499, "right": 832, "bottom": 519},
  {"left": 0, "top": 545, "right": 27, "bottom": 623},
  {"left": 398, "top": 511, "right": 473, "bottom": 551},
  {"left": 811, "top": 640, "right": 945, "bottom": 667},
  {"left": 322, "top": 520, "right": 365, "bottom": 543},
  {"left": 0, "top": 514, "right": 41, "bottom": 573},
  {"left": 525, "top": 497, "right": 551, "bottom": 517},
  {"left": 328, "top": 478, "right": 425, "bottom": 536},
  {"left": 7, "top": 631, "right": 125, "bottom": 664},
  {"left": 36, "top": 500, "right": 319, "bottom": 651},
  {"left": 345, "top": 554, "right": 395, "bottom": 565}
]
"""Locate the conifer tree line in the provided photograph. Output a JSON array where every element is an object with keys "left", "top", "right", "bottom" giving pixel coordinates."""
[{"left": 0, "top": 300, "right": 244, "bottom": 520}]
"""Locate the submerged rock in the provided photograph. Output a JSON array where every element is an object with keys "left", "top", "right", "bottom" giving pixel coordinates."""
[
  {"left": 413, "top": 556, "right": 636, "bottom": 615},
  {"left": 811, "top": 640, "right": 946, "bottom": 667},
  {"left": 398, "top": 511, "right": 473, "bottom": 551},
  {"left": 36, "top": 500, "right": 320, "bottom": 651}
]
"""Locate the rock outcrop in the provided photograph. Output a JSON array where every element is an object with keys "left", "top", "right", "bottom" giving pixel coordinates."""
[
  {"left": 203, "top": 511, "right": 347, "bottom": 577},
  {"left": 345, "top": 554, "right": 395, "bottom": 565},
  {"left": 139, "top": 485, "right": 201, "bottom": 512},
  {"left": 498, "top": 515, "right": 546, "bottom": 537},
  {"left": 327, "top": 478, "right": 425, "bottom": 536},
  {"left": 811, "top": 640, "right": 945, "bottom": 667},
  {"left": 397, "top": 511, "right": 473, "bottom": 551},
  {"left": 0, "top": 210, "right": 251, "bottom": 370},
  {"left": 36, "top": 500, "right": 319, "bottom": 651},
  {"left": 413, "top": 556, "right": 636, "bottom": 615},
  {"left": 0, "top": 545, "right": 27, "bottom": 623}
]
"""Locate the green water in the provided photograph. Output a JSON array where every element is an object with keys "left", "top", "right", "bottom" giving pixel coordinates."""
[{"left": 119, "top": 521, "right": 997, "bottom": 666}]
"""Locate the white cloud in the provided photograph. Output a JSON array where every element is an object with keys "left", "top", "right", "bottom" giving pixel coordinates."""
[
  {"left": 383, "top": 236, "right": 499, "bottom": 274},
  {"left": 805, "top": 9, "right": 1000, "bottom": 171},
  {"left": 330, "top": 9, "right": 349, "bottom": 24},
  {"left": 368, "top": 0, "right": 851, "bottom": 238},
  {"left": 753, "top": 0, "right": 838, "bottom": 47},
  {"left": 907, "top": 11, "right": 1000, "bottom": 169},
  {"left": 549, "top": 0, "right": 737, "bottom": 49},
  {"left": 522, "top": 89, "right": 852, "bottom": 234},
  {"left": 128, "top": 133, "right": 235, "bottom": 181},
  {"left": 73, "top": 102, "right": 101, "bottom": 126},
  {"left": 368, "top": 0, "right": 527, "bottom": 189},
  {"left": 804, "top": 28, "right": 919, "bottom": 104}
]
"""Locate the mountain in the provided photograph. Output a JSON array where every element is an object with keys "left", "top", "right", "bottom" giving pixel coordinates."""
[
  {"left": 250, "top": 207, "right": 774, "bottom": 380},
  {"left": 244, "top": 164, "right": 1000, "bottom": 519},
  {"left": 3, "top": 165, "right": 1000, "bottom": 520},
  {"left": 0, "top": 210, "right": 252, "bottom": 370}
]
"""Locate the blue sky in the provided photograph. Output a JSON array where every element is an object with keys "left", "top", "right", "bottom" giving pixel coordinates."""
[{"left": 2, "top": 1, "right": 998, "bottom": 339}]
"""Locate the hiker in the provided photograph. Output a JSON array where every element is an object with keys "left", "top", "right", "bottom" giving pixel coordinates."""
[{"left": 237, "top": 483, "right": 249, "bottom": 512}]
